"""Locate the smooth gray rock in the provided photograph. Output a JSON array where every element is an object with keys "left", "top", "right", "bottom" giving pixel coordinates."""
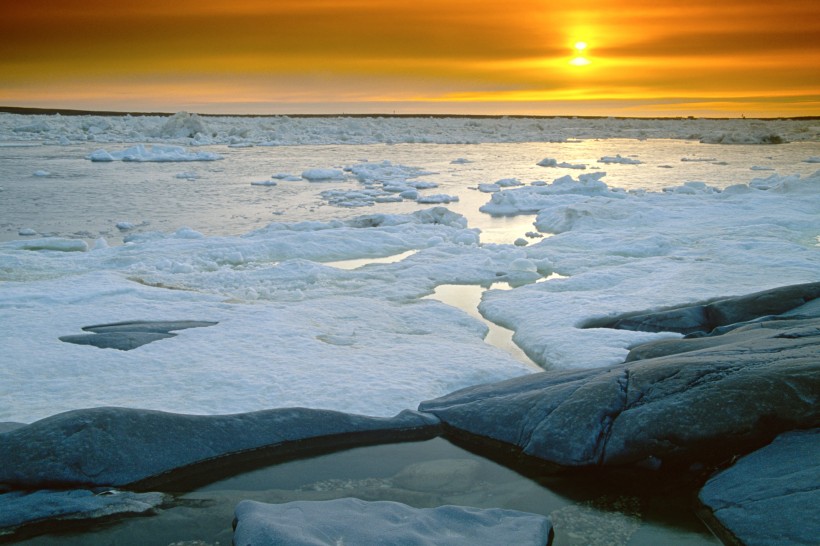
[
  {"left": 59, "top": 332, "right": 177, "bottom": 350},
  {"left": 0, "top": 422, "right": 25, "bottom": 433},
  {"left": 81, "top": 320, "right": 218, "bottom": 334},
  {"left": 232, "top": 498, "right": 553, "bottom": 546},
  {"left": 699, "top": 428, "right": 820, "bottom": 546},
  {"left": 605, "top": 281, "right": 820, "bottom": 335},
  {"left": 59, "top": 320, "right": 218, "bottom": 351},
  {"left": 704, "top": 282, "right": 820, "bottom": 328},
  {"left": 420, "top": 318, "right": 820, "bottom": 468},
  {"left": 0, "top": 408, "right": 439, "bottom": 489},
  {"left": 0, "top": 489, "right": 166, "bottom": 531},
  {"left": 625, "top": 317, "right": 820, "bottom": 361},
  {"left": 613, "top": 304, "right": 708, "bottom": 335}
]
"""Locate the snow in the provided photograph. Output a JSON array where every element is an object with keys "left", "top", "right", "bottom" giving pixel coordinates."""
[
  {"left": 1, "top": 113, "right": 816, "bottom": 147},
  {"left": 0, "top": 113, "right": 819, "bottom": 426},
  {"left": 301, "top": 168, "right": 345, "bottom": 181},
  {"left": 88, "top": 144, "right": 223, "bottom": 162},
  {"left": 479, "top": 170, "right": 820, "bottom": 368}
]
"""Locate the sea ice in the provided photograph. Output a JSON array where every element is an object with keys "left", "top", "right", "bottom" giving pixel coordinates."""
[
  {"left": 88, "top": 144, "right": 222, "bottom": 162},
  {"left": 301, "top": 168, "right": 345, "bottom": 181},
  {"left": 598, "top": 154, "right": 642, "bottom": 165}
]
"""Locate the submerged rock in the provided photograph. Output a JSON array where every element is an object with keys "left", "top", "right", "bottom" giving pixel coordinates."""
[
  {"left": 232, "top": 498, "right": 553, "bottom": 546},
  {"left": 699, "top": 428, "right": 820, "bottom": 546},
  {"left": 0, "top": 408, "right": 439, "bottom": 489},
  {"left": 0, "top": 489, "right": 166, "bottom": 533},
  {"left": 420, "top": 317, "right": 820, "bottom": 468}
]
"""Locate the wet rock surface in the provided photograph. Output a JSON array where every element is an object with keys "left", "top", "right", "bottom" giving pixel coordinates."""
[
  {"left": 699, "top": 428, "right": 820, "bottom": 546},
  {"left": 0, "top": 408, "right": 439, "bottom": 489},
  {"left": 232, "top": 498, "right": 553, "bottom": 546},
  {"left": 0, "top": 489, "right": 166, "bottom": 534},
  {"left": 421, "top": 284, "right": 820, "bottom": 469}
]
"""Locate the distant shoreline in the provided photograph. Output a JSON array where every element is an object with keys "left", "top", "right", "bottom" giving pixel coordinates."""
[{"left": 2, "top": 105, "right": 818, "bottom": 121}]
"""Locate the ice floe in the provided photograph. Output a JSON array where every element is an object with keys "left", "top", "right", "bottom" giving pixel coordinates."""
[{"left": 88, "top": 144, "right": 222, "bottom": 162}]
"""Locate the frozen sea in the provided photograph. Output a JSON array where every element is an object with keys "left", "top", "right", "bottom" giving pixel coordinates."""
[{"left": 1, "top": 113, "right": 819, "bottom": 424}]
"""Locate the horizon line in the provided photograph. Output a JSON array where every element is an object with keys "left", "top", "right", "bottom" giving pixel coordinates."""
[{"left": 2, "top": 106, "right": 819, "bottom": 122}]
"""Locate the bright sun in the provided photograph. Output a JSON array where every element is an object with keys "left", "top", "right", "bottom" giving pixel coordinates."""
[{"left": 570, "top": 41, "right": 591, "bottom": 66}]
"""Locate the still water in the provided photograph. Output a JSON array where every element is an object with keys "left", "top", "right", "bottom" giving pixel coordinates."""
[
  {"left": 2, "top": 139, "right": 817, "bottom": 245},
  {"left": 13, "top": 438, "right": 720, "bottom": 546}
]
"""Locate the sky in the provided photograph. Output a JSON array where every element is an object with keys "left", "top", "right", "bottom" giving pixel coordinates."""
[{"left": 1, "top": 0, "right": 819, "bottom": 117}]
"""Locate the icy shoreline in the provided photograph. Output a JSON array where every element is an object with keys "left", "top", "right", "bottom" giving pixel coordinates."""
[{"left": 2, "top": 111, "right": 819, "bottom": 146}]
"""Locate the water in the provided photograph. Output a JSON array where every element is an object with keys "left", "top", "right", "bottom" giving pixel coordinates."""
[
  {"left": 2, "top": 140, "right": 817, "bottom": 245},
  {"left": 11, "top": 438, "right": 721, "bottom": 546},
  {"left": 2, "top": 136, "right": 816, "bottom": 544},
  {"left": 424, "top": 283, "right": 541, "bottom": 369}
]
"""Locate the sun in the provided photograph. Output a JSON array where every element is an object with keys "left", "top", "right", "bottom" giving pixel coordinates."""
[{"left": 569, "top": 41, "right": 591, "bottom": 67}]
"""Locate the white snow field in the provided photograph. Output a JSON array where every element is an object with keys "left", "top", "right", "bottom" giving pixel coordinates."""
[{"left": 0, "top": 113, "right": 818, "bottom": 423}]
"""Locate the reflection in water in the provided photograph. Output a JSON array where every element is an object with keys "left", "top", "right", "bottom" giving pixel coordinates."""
[
  {"left": 325, "top": 249, "right": 418, "bottom": 270},
  {"left": 13, "top": 438, "right": 720, "bottom": 545},
  {"left": 424, "top": 283, "right": 541, "bottom": 370}
]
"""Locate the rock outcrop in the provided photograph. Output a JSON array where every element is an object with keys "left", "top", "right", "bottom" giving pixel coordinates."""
[
  {"left": 699, "top": 428, "right": 819, "bottom": 546},
  {"left": 0, "top": 408, "right": 439, "bottom": 489},
  {"left": 421, "top": 290, "right": 820, "bottom": 469}
]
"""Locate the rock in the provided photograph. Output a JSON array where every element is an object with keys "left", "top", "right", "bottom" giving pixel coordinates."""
[
  {"left": 612, "top": 304, "right": 708, "bottom": 335},
  {"left": 232, "top": 498, "right": 553, "bottom": 546},
  {"left": 705, "top": 282, "right": 820, "bottom": 327},
  {"left": 625, "top": 317, "right": 819, "bottom": 361},
  {"left": 0, "top": 422, "right": 25, "bottom": 433},
  {"left": 0, "top": 408, "right": 439, "bottom": 489},
  {"left": 392, "top": 459, "right": 482, "bottom": 493},
  {"left": 58, "top": 332, "right": 177, "bottom": 350},
  {"left": 699, "top": 428, "right": 820, "bottom": 546},
  {"left": 420, "top": 318, "right": 820, "bottom": 468},
  {"left": 0, "top": 489, "right": 166, "bottom": 532},
  {"left": 59, "top": 320, "right": 217, "bottom": 350},
  {"left": 603, "top": 282, "right": 820, "bottom": 335}
]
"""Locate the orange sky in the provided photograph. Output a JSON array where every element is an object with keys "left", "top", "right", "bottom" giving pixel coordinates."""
[{"left": 1, "top": 0, "right": 818, "bottom": 116}]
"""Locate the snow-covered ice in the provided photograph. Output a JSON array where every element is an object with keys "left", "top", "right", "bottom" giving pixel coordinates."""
[
  {"left": 0, "top": 113, "right": 818, "bottom": 424},
  {"left": 88, "top": 144, "right": 222, "bottom": 162}
]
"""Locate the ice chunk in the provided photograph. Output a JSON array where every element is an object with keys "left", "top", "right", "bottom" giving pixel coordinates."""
[
  {"left": 87, "top": 144, "right": 222, "bottom": 162},
  {"left": 598, "top": 154, "right": 642, "bottom": 165},
  {"left": 302, "top": 168, "right": 345, "bottom": 181},
  {"left": 417, "top": 194, "right": 459, "bottom": 204},
  {"left": 155, "top": 111, "right": 211, "bottom": 139}
]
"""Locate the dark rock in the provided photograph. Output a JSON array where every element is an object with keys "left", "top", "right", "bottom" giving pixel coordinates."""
[
  {"left": 232, "top": 498, "right": 553, "bottom": 546},
  {"left": 420, "top": 318, "right": 820, "bottom": 468},
  {"left": 0, "top": 489, "right": 166, "bottom": 532},
  {"left": 81, "top": 320, "right": 218, "bottom": 334},
  {"left": 613, "top": 304, "right": 708, "bottom": 335},
  {"left": 0, "top": 408, "right": 440, "bottom": 489},
  {"left": 0, "top": 422, "right": 26, "bottom": 434},
  {"left": 59, "top": 320, "right": 217, "bottom": 350},
  {"left": 699, "top": 428, "right": 820, "bottom": 546},
  {"left": 625, "top": 317, "right": 820, "bottom": 361},
  {"left": 59, "top": 332, "right": 176, "bottom": 351},
  {"left": 704, "top": 282, "right": 820, "bottom": 328},
  {"left": 600, "top": 281, "right": 820, "bottom": 335}
]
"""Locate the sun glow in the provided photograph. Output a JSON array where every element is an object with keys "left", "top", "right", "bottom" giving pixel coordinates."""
[{"left": 570, "top": 41, "right": 591, "bottom": 67}]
